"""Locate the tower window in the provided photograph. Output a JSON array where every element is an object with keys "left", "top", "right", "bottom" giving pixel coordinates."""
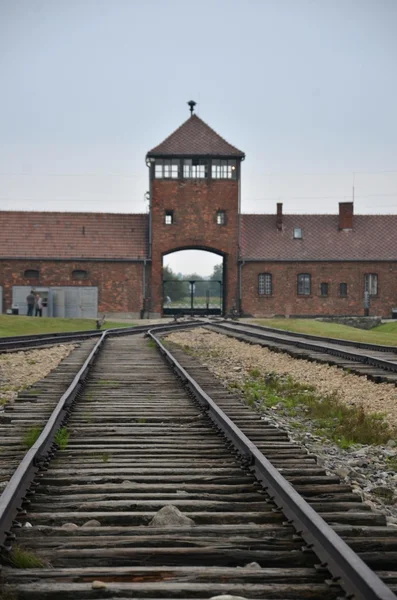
[
  {"left": 164, "top": 210, "right": 174, "bottom": 225},
  {"left": 364, "top": 273, "right": 378, "bottom": 296},
  {"left": 216, "top": 210, "right": 226, "bottom": 225},
  {"left": 155, "top": 159, "right": 179, "bottom": 179},
  {"left": 183, "top": 159, "right": 208, "bottom": 179},
  {"left": 258, "top": 273, "right": 272, "bottom": 295},
  {"left": 212, "top": 159, "right": 237, "bottom": 179},
  {"left": 320, "top": 282, "right": 329, "bottom": 296},
  {"left": 297, "top": 273, "right": 311, "bottom": 295},
  {"left": 339, "top": 283, "right": 348, "bottom": 297},
  {"left": 293, "top": 227, "right": 303, "bottom": 239}
]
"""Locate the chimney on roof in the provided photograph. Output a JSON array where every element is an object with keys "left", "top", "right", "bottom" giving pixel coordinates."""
[
  {"left": 276, "top": 203, "right": 283, "bottom": 230},
  {"left": 339, "top": 202, "right": 353, "bottom": 230}
]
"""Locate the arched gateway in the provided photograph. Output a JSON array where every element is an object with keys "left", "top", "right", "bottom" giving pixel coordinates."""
[{"left": 146, "top": 105, "right": 245, "bottom": 316}]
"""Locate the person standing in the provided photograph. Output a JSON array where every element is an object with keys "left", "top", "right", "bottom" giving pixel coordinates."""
[
  {"left": 26, "top": 290, "right": 35, "bottom": 316},
  {"left": 35, "top": 293, "right": 43, "bottom": 317}
]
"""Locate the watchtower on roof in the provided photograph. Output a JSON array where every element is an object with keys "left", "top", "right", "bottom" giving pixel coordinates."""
[{"left": 146, "top": 104, "right": 245, "bottom": 316}]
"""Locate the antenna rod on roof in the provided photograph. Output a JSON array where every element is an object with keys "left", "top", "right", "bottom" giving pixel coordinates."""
[{"left": 187, "top": 100, "right": 196, "bottom": 115}]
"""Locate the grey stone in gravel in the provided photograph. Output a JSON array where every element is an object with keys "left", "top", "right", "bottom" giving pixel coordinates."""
[
  {"left": 148, "top": 505, "right": 195, "bottom": 528},
  {"left": 335, "top": 467, "right": 349, "bottom": 479},
  {"left": 210, "top": 596, "right": 248, "bottom": 600},
  {"left": 61, "top": 523, "right": 79, "bottom": 530},
  {"left": 92, "top": 580, "right": 107, "bottom": 589},
  {"left": 81, "top": 519, "right": 101, "bottom": 528},
  {"left": 387, "top": 440, "right": 396, "bottom": 448},
  {"left": 244, "top": 562, "right": 261, "bottom": 569}
]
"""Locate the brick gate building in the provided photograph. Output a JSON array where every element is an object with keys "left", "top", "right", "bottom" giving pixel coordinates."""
[{"left": 0, "top": 109, "right": 396, "bottom": 319}]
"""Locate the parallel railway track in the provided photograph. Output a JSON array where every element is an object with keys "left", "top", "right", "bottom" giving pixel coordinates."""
[
  {"left": 0, "top": 322, "right": 396, "bottom": 599},
  {"left": 209, "top": 321, "right": 397, "bottom": 384}
]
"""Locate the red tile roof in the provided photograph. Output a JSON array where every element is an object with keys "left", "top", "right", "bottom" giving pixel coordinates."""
[
  {"left": 147, "top": 115, "right": 245, "bottom": 157},
  {"left": 241, "top": 214, "right": 397, "bottom": 261},
  {"left": 0, "top": 212, "right": 148, "bottom": 260}
]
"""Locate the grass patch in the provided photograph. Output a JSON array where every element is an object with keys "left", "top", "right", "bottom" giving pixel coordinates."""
[
  {"left": 97, "top": 379, "right": 119, "bottom": 387},
  {"left": 54, "top": 427, "right": 70, "bottom": 450},
  {"left": 251, "top": 318, "right": 397, "bottom": 346},
  {"left": 237, "top": 371, "right": 395, "bottom": 448},
  {"left": 0, "top": 592, "right": 18, "bottom": 600},
  {"left": 101, "top": 452, "right": 110, "bottom": 463},
  {"left": 6, "top": 545, "right": 47, "bottom": 568},
  {"left": 147, "top": 339, "right": 157, "bottom": 349},
  {"left": 23, "top": 426, "right": 43, "bottom": 449},
  {"left": 0, "top": 315, "right": 135, "bottom": 338}
]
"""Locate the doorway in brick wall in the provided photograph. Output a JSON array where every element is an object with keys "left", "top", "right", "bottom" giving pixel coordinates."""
[{"left": 162, "top": 248, "right": 225, "bottom": 316}]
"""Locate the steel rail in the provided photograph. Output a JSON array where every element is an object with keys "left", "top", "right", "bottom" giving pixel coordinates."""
[
  {"left": 0, "top": 321, "right": 200, "bottom": 353},
  {"left": 149, "top": 328, "right": 397, "bottom": 600},
  {"left": 213, "top": 322, "right": 397, "bottom": 374},
  {"left": 0, "top": 321, "right": 202, "bottom": 551},
  {"left": 226, "top": 320, "right": 397, "bottom": 354}
]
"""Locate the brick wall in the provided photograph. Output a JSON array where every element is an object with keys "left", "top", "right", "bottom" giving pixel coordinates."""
[
  {"left": 241, "top": 261, "right": 397, "bottom": 318},
  {"left": 150, "top": 179, "right": 240, "bottom": 314},
  {"left": 0, "top": 260, "right": 145, "bottom": 314}
]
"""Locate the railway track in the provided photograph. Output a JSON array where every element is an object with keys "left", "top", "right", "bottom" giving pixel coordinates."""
[
  {"left": 0, "top": 325, "right": 396, "bottom": 599},
  {"left": 0, "top": 321, "right": 200, "bottom": 354},
  {"left": 209, "top": 321, "right": 397, "bottom": 384}
]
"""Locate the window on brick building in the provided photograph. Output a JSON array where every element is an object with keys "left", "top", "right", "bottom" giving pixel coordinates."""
[
  {"left": 297, "top": 273, "right": 311, "bottom": 295},
  {"left": 258, "top": 273, "right": 272, "bottom": 295},
  {"left": 293, "top": 227, "right": 303, "bottom": 239},
  {"left": 216, "top": 210, "right": 226, "bottom": 225},
  {"left": 339, "top": 283, "right": 348, "bottom": 297},
  {"left": 164, "top": 210, "right": 174, "bottom": 225},
  {"left": 320, "top": 282, "right": 329, "bottom": 296},
  {"left": 365, "top": 273, "right": 378, "bottom": 296},
  {"left": 154, "top": 159, "right": 179, "bottom": 179},
  {"left": 24, "top": 269, "right": 39, "bottom": 279},
  {"left": 183, "top": 159, "right": 208, "bottom": 179},
  {"left": 72, "top": 269, "right": 88, "bottom": 280},
  {"left": 211, "top": 159, "right": 237, "bottom": 179}
]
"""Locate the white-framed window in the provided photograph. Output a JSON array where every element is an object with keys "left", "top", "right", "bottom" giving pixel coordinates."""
[
  {"left": 183, "top": 159, "right": 208, "bottom": 179},
  {"left": 365, "top": 273, "right": 378, "bottom": 296},
  {"left": 155, "top": 159, "right": 179, "bottom": 179},
  {"left": 293, "top": 227, "right": 303, "bottom": 239},
  {"left": 297, "top": 273, "right": 311, "bottom": 295},
  {"left": 164, "top": 210, "right": 174, "bottom": 225},
  {"left": 258, "top": 273, "right": 272, "bottom": 296},
  {"left": 216, "top": 210, "right": 226, "bottom": 225},
  {"left": 212, "top": 159, "right": 237, "bottom": 179}
]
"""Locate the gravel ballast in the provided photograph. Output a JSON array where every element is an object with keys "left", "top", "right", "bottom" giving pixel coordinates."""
[
  {"left": 166, "top": 327, "right": 397, "bottom": 522},
  {"left": 0, "top": 344, "right": 76, "bottom": 406}
]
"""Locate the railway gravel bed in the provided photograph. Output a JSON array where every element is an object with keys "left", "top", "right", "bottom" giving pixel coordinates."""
[
  {"left": 0, "top": 340, "right": 98, "bottom": 494},
  {"left": 1, "top": 333, "right": 397, "bottom": 599},
  {"left": 165, "top": 327, "right": 397, "bottom": 520},
  {"left": 212, "top": 321, "right": 397, "bottom": 385}
]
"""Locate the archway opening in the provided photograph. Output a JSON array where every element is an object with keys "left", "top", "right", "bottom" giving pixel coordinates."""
[{"left": 162, "top": 249, "right": 224, "bottom": 315}]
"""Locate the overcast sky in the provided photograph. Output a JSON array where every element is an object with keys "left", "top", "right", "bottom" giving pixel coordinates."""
[{"left": 1, "top": 0, "right": 396, "bottom": 275}]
